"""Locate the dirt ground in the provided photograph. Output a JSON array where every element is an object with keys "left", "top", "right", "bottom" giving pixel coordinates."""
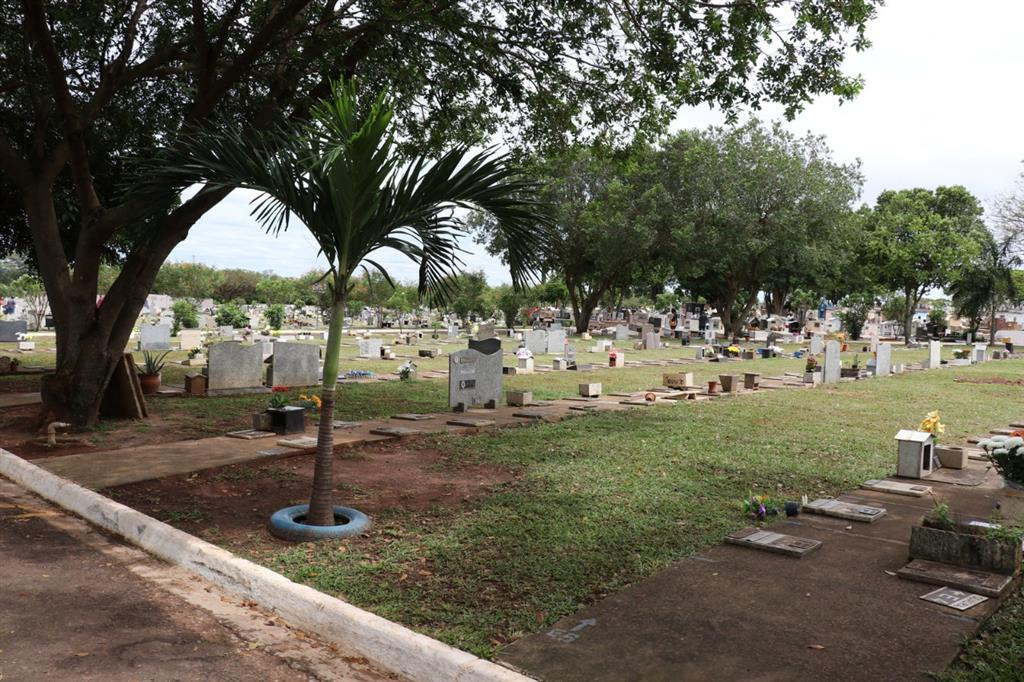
[
  {"left": 0, "top": 480, "right": 388, "bottom": 681},
  {"left": 105, "top": 440, "right": 516, "bottom": 544},
  {"left": 954, "top": 375, "right": 1024, "bottom": 386}
]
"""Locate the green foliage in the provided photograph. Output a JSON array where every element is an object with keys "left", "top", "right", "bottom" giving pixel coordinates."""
[
  {"left": 170, "top": 299, "right": 198, "bottom": 336},
  {"left": 265, "top": 304, "right": 285, "bottom": 330},
  {"left": 0, "top": 256, "right": 29, "bottom": 285},
  {"left": 255, "top": 276, "right": 300, "bottom": 305},
  {"left": 948, "top": 232, "right": 1019, "bottom": 336},
  {"left": 927, "top": 300, "right": 948, "bottom": 333},
  {"left": 864, "top": 186, "right": 990, "bottom": 339},
  {"left": 445, "top": 271, "right": 492, "bottom": 323},
  {"left": 153, "top": 262, "right": 223, "bottom": 300},
  {"left": 663, "top": 121, "right": 863, "bottom": 336},
  {"left": 214, "top": 302, "right": 249, "bottom": 328},
  {"left": 138, "top": 350, "right": 170, "bottom": 375},
  {"left": 214, "top": 269, "right": 261, "bottom": 303},
  {"left": 7, "top": 274, "right": 48, "bottom": 330},
  {"left": 837, "top": 292, "right": 875, "bottom": 340}
]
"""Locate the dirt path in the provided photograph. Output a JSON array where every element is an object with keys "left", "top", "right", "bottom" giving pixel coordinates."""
[{"left": 0, "top": 478, "right": 391, "bottom": 682}]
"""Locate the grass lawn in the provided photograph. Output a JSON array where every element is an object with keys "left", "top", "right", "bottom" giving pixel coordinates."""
[{"left": 224, "top": 360, "right": 1024, "bottom": 661}]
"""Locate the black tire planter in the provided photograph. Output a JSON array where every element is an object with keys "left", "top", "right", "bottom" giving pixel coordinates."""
[{"left": 268, "top": 504, "right": 370, "bottom": 542}]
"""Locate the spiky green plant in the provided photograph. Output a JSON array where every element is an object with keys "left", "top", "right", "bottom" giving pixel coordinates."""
[{"left": 139, "top": 80, "right": 550, "bottom": 528}]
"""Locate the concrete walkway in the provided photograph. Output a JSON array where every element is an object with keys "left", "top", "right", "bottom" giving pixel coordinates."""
[
  {"left": 31, "top": 359, "right": 927, "bottom": 490},
  {"left": 498, "top": 461, "right": 1020, "bottom": 681},
  {"left": 0, "top": 479, "right": 389, "bottom": 681}
]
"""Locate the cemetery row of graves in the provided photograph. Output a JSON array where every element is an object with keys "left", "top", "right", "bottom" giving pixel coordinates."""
[{"left": 3, "top": 321, "right": 1022, "bottom": 678}]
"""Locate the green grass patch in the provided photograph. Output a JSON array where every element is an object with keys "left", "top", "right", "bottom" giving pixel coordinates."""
[{"left": 239, "top": 361, "right": 1024, "bottom": 659}]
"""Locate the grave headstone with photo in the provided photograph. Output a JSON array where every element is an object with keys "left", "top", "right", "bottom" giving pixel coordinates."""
[{"left": 449, "top": 342, "right": 502, "bottom": 411}]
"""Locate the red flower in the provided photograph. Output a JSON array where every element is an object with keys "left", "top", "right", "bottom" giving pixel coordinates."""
[{"left": 271, "top": 385, "right": 288, "bottom": 393}]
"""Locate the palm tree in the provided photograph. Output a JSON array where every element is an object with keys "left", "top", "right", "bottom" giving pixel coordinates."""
[
  {"left": 142, "top": 81, "right": 549, "bottom": 531},
  {"left": 949, "top": 234, "right": 1019, "bottom": 343}
]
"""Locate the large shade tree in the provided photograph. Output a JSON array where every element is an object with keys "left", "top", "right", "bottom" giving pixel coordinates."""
[
  {"left": 0, "top": 0, "right": 880, "bottom": 425},
  {"left": 139, "top": 81, "right": 549, "bottom": 529},
  {"left": 661, "top": 120, "right": 862, "bottom": 337},
  {"left": 863, "top": 186, "right": 990, "bottom": 344}
]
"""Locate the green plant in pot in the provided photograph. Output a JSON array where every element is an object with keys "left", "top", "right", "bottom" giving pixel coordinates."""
[{"left": 137, "top": 350, "right": 169, "bottom": 395}]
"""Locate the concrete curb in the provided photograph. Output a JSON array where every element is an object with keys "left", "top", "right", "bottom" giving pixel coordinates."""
[{"left": 0, "top": 449, "right": 532, "bottom": 682}]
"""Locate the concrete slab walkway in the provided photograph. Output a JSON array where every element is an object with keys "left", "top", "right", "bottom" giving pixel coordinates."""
[{"left": 497, "top": 462, "right": 1018, "bottom": 681}]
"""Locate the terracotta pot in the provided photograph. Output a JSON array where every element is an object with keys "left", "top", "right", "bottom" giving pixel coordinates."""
[{"left": 138, "top": 372, "right": 161, "bottom": 395}]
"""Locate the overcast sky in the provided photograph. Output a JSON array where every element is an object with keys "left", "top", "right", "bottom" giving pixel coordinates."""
[{"left": 168, "top": 1, "right": 1024, "bottom": 284}]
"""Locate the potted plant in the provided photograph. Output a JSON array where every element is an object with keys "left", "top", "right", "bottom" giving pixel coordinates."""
[
  {"left": 906, "top": 500, "right": 1022, "bottom": 590},
  {"left": 264, "top": 386, "right": 307, "bottom": 435},
  {"left": 137, "top": 350, "right": 169, "bottom": 394},
  {"left": 803, "top": 355, "right": 820, "bottom": 384},
  {"left": 920, "top": 410, "right": 965, "bottom": 469},
  {"left": 841, "top": 354, "right": 863, "bottom": 378},
  {"left": 977, "top": 433, "right": 1024, "bottom": 488},
  {"left": 742, "top": 493, "right": 781, "bottom": 522}
]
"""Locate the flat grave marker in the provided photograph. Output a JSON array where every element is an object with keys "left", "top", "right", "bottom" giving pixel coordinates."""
[
  {"left": 446, "top": 417, "right": 496, "bottom": 428},
  {"left": 277, "top": 436, "right": 318, "bottom": 449},
  {"left": 227, "top": 429, "right": 277, "bottom": 440},
  {"left": 725, "top": 527, "right": 822, "bottom": 558},
  {"left": 918, "top": 586, "right": 989, "bottom": 611},
  {"left": 370, "top": 426, "right": 423, "bottom": 437},
  {"left": 860, "top": 479, "right": 932, "bottom": 497},
  {"left": 391, "top": 413, "right": 437, "bottom": 421},
  {"left": 802, "top": 498, "right": 887, "bottom": 523}
]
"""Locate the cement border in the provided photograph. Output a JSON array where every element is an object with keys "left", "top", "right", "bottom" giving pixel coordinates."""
[{"left": 0, "top": 449, "right": 532, "bottom": 682}]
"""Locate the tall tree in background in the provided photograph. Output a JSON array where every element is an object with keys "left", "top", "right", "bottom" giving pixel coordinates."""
[
  {"left": 864, "top": 186, "right": 989, "bottom": 344},
  {"left": 948, "top": 231, "right": 1019, "bottom": 340},
  {"left": 662, "top": 121, "right": 862, "bottom": 336}
]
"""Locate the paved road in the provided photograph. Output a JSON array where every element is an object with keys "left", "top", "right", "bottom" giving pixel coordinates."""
[{"left": 0, "top": 479, "right": 389, "bottom": 681}]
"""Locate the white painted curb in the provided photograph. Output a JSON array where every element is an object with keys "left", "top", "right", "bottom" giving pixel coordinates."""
[{"left": 0, "top": 449, "right": 532, "bottom": 682}]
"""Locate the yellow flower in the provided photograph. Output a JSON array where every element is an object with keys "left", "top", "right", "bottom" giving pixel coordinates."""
[{"left": 918, "top": 410, "right": 945, "bottom": 436}]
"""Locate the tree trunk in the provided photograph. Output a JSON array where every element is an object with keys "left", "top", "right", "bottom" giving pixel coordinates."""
[{"left": 306, "top": 291, "right": 346, "bottom": 526}]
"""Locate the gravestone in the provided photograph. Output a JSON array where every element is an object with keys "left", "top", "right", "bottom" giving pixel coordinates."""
[
  {"left": 752, "top": 330, "right": 769, "bottom": 342},
  {"left": 179, "top": 328, "right": 205, "bottom": 350},
  {"left": 357, "top": 338, "right": 382, "bottom": 359},
  {"left": 725, "top": 528, "right": 822, "bottom": 557},
  {"left": 477, "top": 323, "right": 497, "bottom": 340},
  {"left": 809, "top": 334, "right": 824, "bottom": 355},
  {"left": 0, "top": 320, "right": 27, "bottom": 342},
  {"left": 139, "top": 324, "right": 171, "bottom": 350},
  {"left": 218, "top": 325, "right": 234, "bottom": 338},
  {"left": 449, "top": 342, "right": 502, "bottom": 411},
  {"left": 546, "top": 328, "right": 567, "bottom": 354},
  {"left": 266, "top": 342, "right": 320, "bottom": 387},
  {"left": 469, "top": 337, "right": 502, "bottom": 355},
  {"left": 643, "top": 332, "right": 660, "bottom": 350},
  {"left": 207, "top": 342, "right": 265, "bottom": 393},
  {"left": 926, "top": 340, "right": 941, "bottom": 368},
  {"left": 869, "top": 336, "right": 879, "bottom": 353},
  {"left": 524, "top": 329, "right": 547, "bottom": 355},
  {"left": 973, "top": 343, "right": 987, "bottom": 364},
  {"left": 614, "top": 325, "right": 629, "bottom": 341},
  {"left": 875, "top": 342, "right": 892, "bottom": 377},
  {"left": 564, "top": 345, "right": 577, "bottom": 367},
  {"left": 447, "top": 324, "right": 459, "bottom": 339},
  {"left": 822, "top": 340, "right": 841, "bottom": 384},
  {"left": 259, "top": 340, "right": 274, "bottom": 360},
  {"left": 802, "top": 499, "right": 887, "bottom": 523}
]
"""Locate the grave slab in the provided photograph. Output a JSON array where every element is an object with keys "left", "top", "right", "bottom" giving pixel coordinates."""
[
  {"left": 918, "top": 586, "right": 989, "bottom": 611},
  {"left": 226, "top": 429, "right": 277, "bottom": 440},
  {"left": 446, "top": 418, "right": 496, "bottom": 428},
  {"left": 276, "top": 436, "right": 318, "bottom": 449},
  {"left": 390, "top": 413, "right": 437, "bottom": 421},
  {"left": 369, "top": 426, "right": 422, "bottom": 437},
  {"left": 512, "top": 411, "right": 549, "bottom": 421},
  {"left": 802, "top": 498, "right": 887, "bottom": 523},
  {"left": 332, "top": 420, "right": 361, "bottom": 429},
  {"left": 860, "top": 479, "right": 932, "bottom": 497},
  {"left": 896, "top": 559, "right": 1014, "bottom": 598},
  {"left": 724, "top": 527, "right": 822, "bottom": 557}
]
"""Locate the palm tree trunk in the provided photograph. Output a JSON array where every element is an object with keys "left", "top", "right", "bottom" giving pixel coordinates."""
[{"left": 307, "top": 291, "right": 346, "bottom": 526}]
